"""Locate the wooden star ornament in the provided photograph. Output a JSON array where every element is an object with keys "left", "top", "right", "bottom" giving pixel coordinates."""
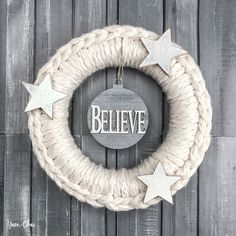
[
  {"left": 22, "top": 74, "right": 67, "bottom": 118},
  {"left": 138, "top": 162, "right": 181, "bottom": 204},
  {"left": 140, "top": 29, "right": 187, "bottom": 75}
]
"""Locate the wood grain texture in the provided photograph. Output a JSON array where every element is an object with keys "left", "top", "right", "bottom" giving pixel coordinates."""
[
  {"left": 1, "top": 0, "right": 236, "bottom": 235},
  {"left": 118, "top": 0, "right": 163, "bottom": 235},
  {"left": 3, "top": 0, "right": 34, "bottom": 235},
  {"left": 0, "top": 0, "right": 7, "bottom": 133},
  {"left": 105, "top": 2, "right": 119, "bottom": 236},
  {"left": 32, "top": 1, "right": 73, "bottom": 236},
  {"left": 199, "top": 0, "right": 236, "bottom": 137},
  {"left": 162, "top": 1, "right": 198, "bottom": 236},
  {"left": 5, "top": 0, "right": 35, "bottom": 134},
  {"left": 4, "top": 135, "right": 31, "bottom": 236},
  {"left": 199, "top": 137, "right": 236, "bottom": 235},
  {"left": 0, "top": 135, "right": 5, "bottom": 235},
  {"left": 72, "top": 1, "right": 107, "bottom": 235},
  {"left": 81, "top": 135, "right": 106, "bottom": 236},
  {"left": 45, "top": 1, "right": 72, "bottom": 235},
  {"left": 31, "top": 1, "right": 50, "bottom": 235}
]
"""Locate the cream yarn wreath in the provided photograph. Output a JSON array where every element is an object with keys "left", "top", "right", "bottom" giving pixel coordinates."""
[{"left": 28, "top": 25, "right": 212, "bottom": 211}]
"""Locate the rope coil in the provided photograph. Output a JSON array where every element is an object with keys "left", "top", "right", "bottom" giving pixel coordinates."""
[{"left": 27, "top": 25, "right": 212, "bottom": 211}]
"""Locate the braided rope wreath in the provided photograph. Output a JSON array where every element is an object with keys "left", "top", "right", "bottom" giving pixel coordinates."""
[{"left": 27, "top": 25, "right": 212, "bottom": 211}]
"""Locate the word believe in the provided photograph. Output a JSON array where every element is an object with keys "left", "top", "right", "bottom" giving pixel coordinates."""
[{"left": 90, "top": 105, "right": 147, "bottom": 134}]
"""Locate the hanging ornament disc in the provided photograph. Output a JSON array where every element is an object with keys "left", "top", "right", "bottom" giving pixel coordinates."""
[{"left": 87, "top": 82, "right": 149, "bottom": 149}]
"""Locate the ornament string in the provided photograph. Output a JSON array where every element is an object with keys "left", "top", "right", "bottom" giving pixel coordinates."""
[{"left": 117, "top": 38, "right": 124, "bottom": 84}]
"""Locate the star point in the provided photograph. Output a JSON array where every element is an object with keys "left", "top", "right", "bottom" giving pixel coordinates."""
[
  {"left": 140, "top": 29, "right": 187, "bottom": 75},
  {"left": 138, "top": 162, "right": 181, "bottom": 204},
  {"left": 22, "top": 74, "right": 67, "bottom": 118}
]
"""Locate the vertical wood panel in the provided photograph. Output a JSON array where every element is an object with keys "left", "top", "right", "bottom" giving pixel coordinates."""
[
  {"left": 2, "top": 0, "right": 236, "bottom": 235},
  {"left": 0, "top": 135, "right": 5, "bottom": 235},
  {"left": 0, "top": 0, "right": 7, "bottom": 133},
  {"left": 45, "top": 1, "right": 72, "bottom": 235},
  {"left": 72, "top": 0, "right": 107, "bottom": 235},
  {"left": 32, "top": 1, "right": 73, "bottom": 236},
  {"left": 106, "top": 1, "right": 118, "bottom": 236},
  {"left": 199, "top": 137, "right": 236, "bottom": 235},
  {"left": 4, "top": 135, "right": 31, "bottom": 236},
  {"left": 70, "top": 135, "right": 82, "bottom": 236},
  {"left": 81, "top": 135, "right": 106, "bottom": 236},
  {"left": 199, "top": 1, "right": 236, "bottom": 235},
  {"left": 5, "top": 0, "right": 35, "bottom": 134},
  {"left": 118, "top": 0, "right": 163, "bottom": 235},
  {"left": 162, "top": 1, "right": 199, "bottom": 236},
  {"left": 4, "top": 0, "right": 34, "bottom": 235},
  {"left": 31, "top": 1, "right": 49, "bottom": 235},
  {"left": 199, "top": 0, "right": 236, "bottom": 137}
]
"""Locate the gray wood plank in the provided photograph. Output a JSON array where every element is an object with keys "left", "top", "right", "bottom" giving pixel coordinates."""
[
  {"left": 199, "top": 0, "right": 236, "bottom": 137},
  {"left": 105, "top": 1, "right": 119, "bottom": 235},
  {"left": 46, "top": 179, "right": 71, "bottom": 236},
  {"left": 31, "top": 1, "right": 50, "bottom": 235},
  {"left": 4, "top": 0, "right": 34, "bottom": 235},
  {"left": 199, "top": 137, "right": 236, "bottom": 235},
  {"left": 162, "top": 175, "right": 198, "bottom": 236},
  {"left": 70, "top": 135, "right": 81, "bottom": 236},
  {"left": 45, "top": 0, "right": 72, "bottom": 234},
  {"left": 118, "top": 0, "right": 163, "bottom": 235},
  {"left": 162, "top": 1, "right": 199, "bottom": 236},
  {"left": 5, "top": 0, "right": 35, "bottom": 134},
  {"left": 116, "top": 147, "right": 136, "bottom": 236},
  {"left": 105, "top": 148, "right": 117, "bottom": 236},
  {"left": 0, "top": 0, "right": 7, "bottom": 133},
  {"left": 31, "top": 1, "right": 73, "bottom": 235},
  {"left": 31, "top": 154, "right": 46, "bottom": 236},
  {"left": 4, "top": 135, "right": 31, "bottom": 236},
  {"left": 72, "top": 1, "right": 107, "bottom": 235},
  {"left": 73, "top": 0, "right": 107, "bottom": 135},
  {"left": 136, "top": 137, "right": 162, "bottom": 236},
  {"left": 81, "top": 135, "right": 106, "bottom": 236},
  {"left": 0, "top": 135, "right": 5, "bottom": 235}
]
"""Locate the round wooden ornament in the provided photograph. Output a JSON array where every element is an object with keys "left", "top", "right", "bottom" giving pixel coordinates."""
[{"left": 87, "top": 81, "right": 149, "bottom": 149}]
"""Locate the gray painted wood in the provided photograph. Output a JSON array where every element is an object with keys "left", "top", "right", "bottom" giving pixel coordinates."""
[
  {"left": 5, "top": 0, "right": 35, "bottom": 134},
  {"left": 31, "top": 1, "right": 50, "bottom": 235},
  {"left": 0, "top": 0, "right": 6, "bottom": 133},
  {"left": 4, "top": 135, "right": 31, "bottom": 236},
  {"left": 1, "top": 0, "right": 236, "bottom": 235},
  {"left": 199, "top": 137, "right": 236, "bottom": 235},
  {"left": 105, "top": 2, "right": 119, "bottom": 236},
  {"left": 199, "top": 0, "right": 236, "bottom": 137},
  {"left": 0, "top": 135, "right": 5, "bottom": 235},
  {"left": 32, "top": 1, "right": 73, "bottom": 236},
  {"left": 70, "top": 135, "right": 82, "bottom": 236},
  {"left": 162, "top": 1, "right": 199, "bottom": 236},
  {"left": 45, "top": 1, "right": 72, "bottom": 235},
  {"left": 3, "top": 1, "right": 34, "bottom": 236},
  {"left": 118, "top": 0, "right": 163, "bottom": 235},
  {"left": 72, "top": 1, "right": 107, "bottom": 235},
  {"left": 81, "top": 135, "right": 106, "bottom": 236}
]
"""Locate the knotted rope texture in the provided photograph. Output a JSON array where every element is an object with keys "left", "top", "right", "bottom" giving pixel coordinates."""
[{"left": 27, "top": 25, "right": 212, "bottom": 211}]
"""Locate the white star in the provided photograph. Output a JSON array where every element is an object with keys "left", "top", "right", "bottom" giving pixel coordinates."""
[
  {"left": 138, "top": 162, "right": 181, "bottom": 204},
  {"left": 140, "top": 29, "right": 187, "bottom": 75},
  {"left": 22, "top": 74, "right": 67, "bottom": 118}
]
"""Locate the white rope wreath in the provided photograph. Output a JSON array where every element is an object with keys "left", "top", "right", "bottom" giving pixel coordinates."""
[{"left": 28, "top": 25, "right": 212, "bottom": 211}]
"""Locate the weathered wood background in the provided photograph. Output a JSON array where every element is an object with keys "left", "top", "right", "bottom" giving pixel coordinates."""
[{"left": 0, "top": 0, "right": 236, "bottom": 235}]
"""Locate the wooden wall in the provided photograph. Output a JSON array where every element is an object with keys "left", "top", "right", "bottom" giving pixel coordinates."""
[{"left": 0, "top": 0, "right": 236, "bottom": 235}]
